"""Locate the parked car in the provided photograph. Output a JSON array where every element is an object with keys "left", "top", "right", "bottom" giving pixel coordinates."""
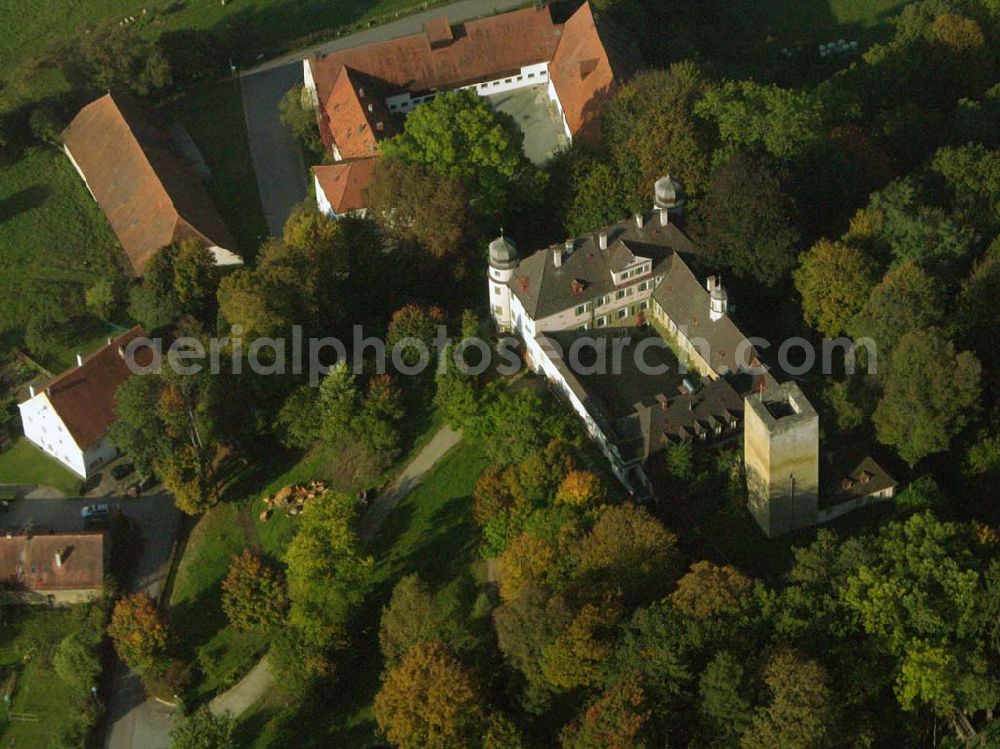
[
  {"left": 80, "top": 503, "right": 110, "bottom": 520},
  {"left": 110, "top": 463, "right": 134, "bottom": 481}
]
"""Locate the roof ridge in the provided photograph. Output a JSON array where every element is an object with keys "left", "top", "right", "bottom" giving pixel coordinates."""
[
  {"left": 45, "top": 326, "right": 144, "bottom": 391},
  {"left": 104, "top": 92, "right": 182, "bottom": 221}
]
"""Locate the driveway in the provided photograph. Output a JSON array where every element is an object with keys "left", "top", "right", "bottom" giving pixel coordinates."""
[
  {"left": 241, "top": 65, "right": 310, "bottom": 236},
  {"left": 240, "top": 0, "right": 528, "bottom": 235}
]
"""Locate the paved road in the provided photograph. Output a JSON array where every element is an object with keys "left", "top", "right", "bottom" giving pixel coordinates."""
[
  {"left": 241, "top": 65, "right": 310, "bottom": 236},
  {"left": 358, "top": 425, "right": 462, "bottom": 541},
  {"left": 98, "top": 494, "right": 183, "bottom": 749},
  {"left": 208, "top": 424, "right": 462, "bottom": 717},
  {"left": 240, "top": 0, "right": 528, "bottom": 235},
  {"left": 246, "top": 0, "right": 530, "bottom": 75}
]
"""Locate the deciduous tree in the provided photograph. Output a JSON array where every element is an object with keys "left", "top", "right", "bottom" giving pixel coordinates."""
[
  {"left": 689, "top": 153, "right": 799, "bottom": 286},
  {"left": 221, "top": 550, "right": 288, "bottom": 632},
  {"left": 374, "top": 641, "right": 485, "bottom": 749},
  {"left": 108, "top": 593, "right": 169, "bottom": 673},
  {"left": 873, "top": 328, "right": 980, "bottom": 465},
  {"left": 794, "top": 239, "right": 878, "bottom": 337}
]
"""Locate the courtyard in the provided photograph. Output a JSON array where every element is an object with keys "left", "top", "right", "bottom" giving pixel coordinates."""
[{"left": 486, "top": 84, "right": 569, "bottom": 166}]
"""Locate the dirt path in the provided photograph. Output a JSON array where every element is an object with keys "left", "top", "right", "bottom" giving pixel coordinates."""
[{"left": 209, "top": 425, "right": 462, "bottom": 718}]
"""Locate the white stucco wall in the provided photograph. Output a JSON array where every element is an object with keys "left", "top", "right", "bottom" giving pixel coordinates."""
[
  {"left": 387, "top": 62, "right": 552, "bottom": 115},
  {"left": 18, "top": 394, "right": 87, "bottom": 478},
  {"left": 208, "top": 246, "right": 243, "bottom": 266},
  {"left": 315, "top": 173, "right": 334, "bottom": 218},
  {"left": 303, "top": 60, "right": 319, "bottom": 108}
]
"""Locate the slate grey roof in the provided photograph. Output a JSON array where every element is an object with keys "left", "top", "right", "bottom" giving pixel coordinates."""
[
  {"left": 652, "top": 256, "right": 755, "bottom": 376},
  {"left": 489, "top": 234, "right": 519, "bottom": 270},
  {"left": 510, "top": 215, "right": 692, "bottom": 320},
  {"left": 536, "top": 329, "right": 746, "bottom": 466}
]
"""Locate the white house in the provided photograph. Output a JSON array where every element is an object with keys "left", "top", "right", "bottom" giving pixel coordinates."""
[
  {"left": 17, "top": 327, "right": 148, "bottom": 479},
  {"left": 313, "top": 158, "right": 376, "bottom": 219}
]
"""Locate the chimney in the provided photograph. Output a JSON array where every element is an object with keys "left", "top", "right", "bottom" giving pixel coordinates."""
[
  {"left": 706, "top": 275, "right": 716, "bottom": 292},
  {"left": 106, "top": 337, "right": 112, "bottom": 346},
  {"left": 76, "top": 353, "right": 84, "bottom": 367},
  {"left": 598, "top": 232, "right": 607, "bottom": 250},
  {"left": 552, "top": 246, "right": 562, "bottom": 268},
  {"left": 565, "top": 238, "right": 574, "bottom": 254},
  {"left": 28, "top": 385, "right": 35, "bottom": 398},
  {"left": 358, "top": 87, "right": 365, "bottom": 98},
  {"left": 54, "top": 550, "right": 63, "bottom": 568},
  {"left": 659, "top": 207, "right": 669, "bottom": 226},
  {"left": 117, "top": 345, "right": 126, "bottom": 359},
  {"left": 635, "top": 213, "right": 644, "bottom": 229},
  {"left": 376, "top": 121, "right": 384, "bottom": 131},
  {"left": 367, "top": 102, "right": 374, "bottom": 113}
]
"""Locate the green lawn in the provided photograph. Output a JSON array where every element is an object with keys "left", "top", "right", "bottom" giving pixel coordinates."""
[
  {"left": 39, "top": 316, "right": 122, "bottom": 373},
  {"left": 0, "top": 147, "right": 123, "bottom": 339},
  {"left": 236, "top": 439, "right": 489, "bottom": 747},
  {"left": 0, "top": 606, "right": 96, "bottom": 747},
  {"left": 166, "top": 80, "right": 268, "bottom": 257},
  {"left": 0, "top": 437, "right": 81, "bottom": 495},
  {"left": 167, "top": 406, "right": 446, "bottom": 705}
]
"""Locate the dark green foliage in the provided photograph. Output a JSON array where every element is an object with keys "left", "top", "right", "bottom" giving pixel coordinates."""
[
  {"left": 278, "top": 83, "right": 323, "bottom": 154},
  {"left": 61, "top": 25, "right": 171, "bottom": 99},
  {"left": 689, "top": 152, "right": 799, "bottom": 286},
  {"left": 380, "top": 89, "right": 545, "bottom": 219},
  {"left": 169, "top": 706, "right": 237, "bottom": 749}
]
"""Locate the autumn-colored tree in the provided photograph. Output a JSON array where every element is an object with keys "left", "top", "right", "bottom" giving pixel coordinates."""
[
  {"left": 386, "top": 304, "right": 447, "bottom": 368},
  {"left": 517, "top": 439, "right": 576, "bottom": 504},
  {"left": 366, "top": 157, "right": 469, "bottom": 257},
  {"left": 379, "top": 574, "right": 461, "bottom": 666},
  {"left": 498, "top": 533, "right": 556, "bottom": 603},
  {"left": 159, "top": 444, "right": 216, "bottom": 515},
  {"left": 554, "top": 470, "right": 607, "bottom": 508},
  {"left": 473, "top": 465, "right": 527, "bottom": 527},
  {"left": 671, "top": 561, "right": 755, "bottom": 621},
  {"left": 540, "top": 602, "right": 619, "bottom": 691},
  {"left": 108, "top": 593, "right": 169, "bottom": 673},
  {"left": 374, "top": 641, "right": 485, "bottom": 749},
  {"left": 573, "top": 503, "right": 682, "bottom": 607},
  {"left": 221, "top": 550, "right": 288, "bottom": 632},
  {"left": 740, "top": 650, "right": 834, "bottom": 749},
  {"left": 794, "top": 239, "right": 878, "bottom": 337},
  {"left": 560, "top": 672, "right": 652, "bottom": 749}
]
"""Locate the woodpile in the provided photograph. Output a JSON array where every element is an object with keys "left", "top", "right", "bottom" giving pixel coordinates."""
[{"left": 259, "top": 480, "right": 329, "bottom": 521}]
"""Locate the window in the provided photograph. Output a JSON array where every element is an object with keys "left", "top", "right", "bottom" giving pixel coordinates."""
[
  {"left": 626, "top": 287, "right": 633, "bottom": 296},
  {"left": 577, "top": 324, "right": 589, "bottom": 332},
  {"left": 528, "top": 72, "right": 535, "bottom": 78},
  {"left": 639, "top": 300, "right": 649, "bottom": 310},
  {"left": 597, "top": 316, "right": 607, "bottom": 327},
  {"left": 655, "top": 275, "right": 664, "bottom": 284},
  {"left": 493, "top": 81, "right": 500, "bottom": 87},
  {"left": 493, "top": 285, "right": 501, "bottom": 295},
  {"left": 517, "top": 76, "right": 523, "bottom": 81},
  {"left": 505, "top": 78, "right": 512, "bottom": 83},
  {"left": 617, "top": 309, "right": 628, "bottom": 320},
  {"left": 493, "top": 304, "right": 502, "bottom": 314},
  {"left": 616, "top": 289, "right": 626, "bottom": 300},
  {"left": 639, "top": 281, "right": 648, "bottom": 291},
  {"left": 575, "top": 304, "right": 587, "bottom": 315}
]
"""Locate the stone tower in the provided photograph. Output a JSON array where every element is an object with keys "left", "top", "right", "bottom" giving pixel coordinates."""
[
  {"left": 744, "top": 381, "right": 819, "bottom": 537},
  {"left": 488, "top": 233, "right": 519, "bottom": 332}
]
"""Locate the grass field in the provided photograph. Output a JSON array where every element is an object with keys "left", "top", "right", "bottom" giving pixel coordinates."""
[
  {"left": 166, "top": 80, "right": 268, "bottom": 256},
  {"left": 0, "top": 148, "right": 123, "bottom": 339},
  {"left": 167, "top": 405, "right": 445, "bottom": 704},
  {"left": 0, "top": 606, "right": 96, "bottom": 747},
  {"left": 0, "top": 437, "right": 82, "bottom": 495},
  {"left": 236, "top": 438, "right": 489, "bottom": 747}
]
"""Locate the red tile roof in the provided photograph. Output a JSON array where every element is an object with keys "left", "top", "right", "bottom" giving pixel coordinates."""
[
  {"left": 61, "top": 92, "right": 237, "bottom": 276},
  {"left": 322, "top": 67, "right": 397, "bottom": 159},
  {"left": 314, "top": 158, "right": 377, "bottom": 214},
  {"left": 549, "top": 3, "right": 636, "bottom": 146},
  {"left": 0, "top": 532, "right": 106, "bottom": 593},
  {"left": 41, "top": 326, "right": 151, "bottom": 451},
  {"left": 307, "top": 7, "right": 562, "bottom": 105}
]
